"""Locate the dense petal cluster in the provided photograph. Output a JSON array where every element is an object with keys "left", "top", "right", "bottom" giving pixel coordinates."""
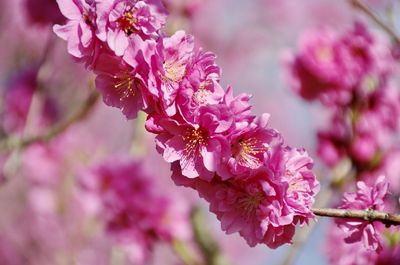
[
  {"left": 54, "top": 0, "right": 320, "bottom": 248},
  {"left": 81, "top": 158, "right": 191, "bottom": 264},
  {"left": 326, "top": 221, "right": 400, "bottom": 265},
  {"left": 288, "top": 22, "right": 400, "bottom": 187},
  {"left": 287, "top": 22, "right": 393, "bottom": 106},
  {"left": 335, "top": 176, "right": 389, "bottom": 252}
]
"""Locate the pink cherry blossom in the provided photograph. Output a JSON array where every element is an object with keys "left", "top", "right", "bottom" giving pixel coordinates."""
[
  {"left": 94, "top": 51, "right": 150, "bottom": 119},
  {"left": 96, "top": 0, "right": 167, "bottom": 56},
  {"left": 176, "top": 50, "right": 223, "bottom": 123},
  {"left": 336, "top": 176, "right": 389, "bottom": 251},
  {"left": 270, "top": 146, "right": 320, "bottom": 225},
  {"left": 218, "top": 113, "right": 280, "bottom": 179},
  {"left": 81, "top": 158, "right": 191, "bottom": 264},
  {"left": 174, "top": 166, "right": 296, "bottom": 248},
  {"left": 326, "top": 221, "right": 379, "bottom": 265},
  {"left": 156, "top": 103, "right": 233, "bottom": 180},
  {"left": 53, "top": 0, "right": 99, "bottom": 66},
  {"left": 150, "top": 31, "right": 195, "bottom": 116}
]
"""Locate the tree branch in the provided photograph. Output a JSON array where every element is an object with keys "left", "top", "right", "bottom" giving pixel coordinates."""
[
  {"left": 350, "top": 0, "right": 400, "bottom": 43},
  {"left": 0, "top": 90, "right": 99, "bottom": 152},
  {"left": 313, "top": 208, "right": 400, "bottom": 226}
]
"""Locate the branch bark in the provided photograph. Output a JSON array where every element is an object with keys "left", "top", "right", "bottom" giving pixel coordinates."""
[
  {"left": 0, "top": 90, "right": 99, "bottom": 152},
  {"left": 350, "top": 0, "right": 400, "bottom": 43},
  {"left": 313, "top": 208, "right": 400, "bottom": 226}
]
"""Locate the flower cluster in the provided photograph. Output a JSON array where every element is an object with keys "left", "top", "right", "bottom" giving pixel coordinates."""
[
  {"left": 335, "top": 176, "right": 389, "bottom": 252},
  {"left": 288, "top": 22, "right": 400, "bottom": 180},
  {"left": 288, "top": 21, "right": 400, "bottom": 264},
  {"left": 81, "top": 158, "right": 192, "bottom": 264},
  {"left": 54, "top": 0, "right": 320, "bottom": 248}
]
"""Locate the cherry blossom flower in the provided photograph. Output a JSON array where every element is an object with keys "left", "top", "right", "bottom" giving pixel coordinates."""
[
  {"left": 94, "top": 51, "right": 150, "bottom": 118},
  {"left": 156, "top": 103, "right": 233, "bottom": 180},
  {"left": 53, "top": 0, "right": 99, "bottom": 66},
  {"left": 96, "top": 0, "right": 167, "bottom": 56},
  {"left": 336, "top": 176, "right": 389, "bottom": 251}
]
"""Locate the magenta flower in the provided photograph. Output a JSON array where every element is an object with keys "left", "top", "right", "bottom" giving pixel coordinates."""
[
  {"left": 287, "top": 28, "right": 351, "bottom": 104},
  {"left": 218, "top": 114, "right": 280, "bottom": 179},
  {"left": 287, "top": 22, "right": 392, "bottom": 106},
  {"left": 326, "top": 221, "right": 379, "bottom": 265},
  {"left": 150, "top": 31, "right": 195, "bottom": 116},
  {"left": 94, "top": 51, "right": 151, "bottom": 119},
  {"left": 53, "top": 0, "right": 99, "bottom": 66},
  {"left": 157, "top": 104, "right": 233, "bottom": 180},
  {"left": 223, "top": 86, "right": 255, "bottom": 125},
  {"left": 176, "top": 50, "right": 223, "bottom": 123},
  {"left": 82, "top": 158, "right": 191, "bottom": 263},
  {"left": 24, "top": 0, "right": 66, "bottom": 25},
  {"left": 176, "top": 167, "right": 295, "bottom": 248},
  {"left": 270, "top": 146, "right": 320, "bottom": 225},
  {"left": 336, "top": 176, "right": 389, "bottom": 251},
  {"left": 1, "top": 66, "right": 58, "bottom": 134},
  {"left": 172, "top": 143, "right": 319, "bottom": 249},
  {"left": 96, "top": 0, "right": 167, "bottom": 56}
]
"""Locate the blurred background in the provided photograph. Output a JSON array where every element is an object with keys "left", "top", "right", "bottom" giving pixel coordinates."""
[{"left": 0, "top": 0, "right": 397, "bottom": 264}]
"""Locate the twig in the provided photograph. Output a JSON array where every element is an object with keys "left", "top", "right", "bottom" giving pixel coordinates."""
[
  {"left": 350, "top": 0, "right": 400, "bottom": 43},
  {"left": 313, "top": 208, "right": 400, "bottom": 226},
  {"left": 0, "top": 90, "right": 99, "bottom": 152}
]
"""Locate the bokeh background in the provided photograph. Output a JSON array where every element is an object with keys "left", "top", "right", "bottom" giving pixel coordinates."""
[{"left": 0, "top": 0, "right": 397, "bottom": 264}]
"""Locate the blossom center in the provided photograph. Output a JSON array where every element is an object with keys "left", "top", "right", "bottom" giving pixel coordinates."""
[
  {"left": 232, "top": 137, "right": 267, "bottom": 169},
  {"left": 184, "top": 128, "right": 208, "bottom": 150},
  {"left": 238, "top": 191, "right": 263, "bottom": 218},
  {"left": 193, "top": 88, "right": 212, "bottom": 105},
  {"left": 163, "top": 61, "right": 186, "bottom": 83},
  {"left": 285, "top": 170, "right": 305, "bottom": 193},
  {"left": 113, "top": 71, "right": 135, "bottom": 101},
  {"left": 316, "top": 46, "right": 333, "bottom": 63},
  {"left": 118, "top": 10, "right": 138, "bottom": 36}
]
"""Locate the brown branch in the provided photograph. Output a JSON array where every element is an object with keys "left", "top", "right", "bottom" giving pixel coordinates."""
[
  {"left": 350, "top": 0, "right": 400, "bottom": 43},
  {"left": 313, "top": 208, "right": 400, "bottom": 226},
  {"left": 0, "top": 90, "right": 99, "bottom": 152}
]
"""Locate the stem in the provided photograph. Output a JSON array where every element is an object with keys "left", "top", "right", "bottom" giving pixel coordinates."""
[
  {"left": 313, "top": 208, "right": 400, "bottom": 226},
  {"left": 350, "top": 0, "right": 400, "bottom": 43},
  {"left": 0, "top": 90, "right": 99, "bottom": 152}
]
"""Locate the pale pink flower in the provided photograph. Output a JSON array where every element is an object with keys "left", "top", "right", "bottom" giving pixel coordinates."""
[{"left": 336, "top": 176, "right": 389, "bottom": 251}]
